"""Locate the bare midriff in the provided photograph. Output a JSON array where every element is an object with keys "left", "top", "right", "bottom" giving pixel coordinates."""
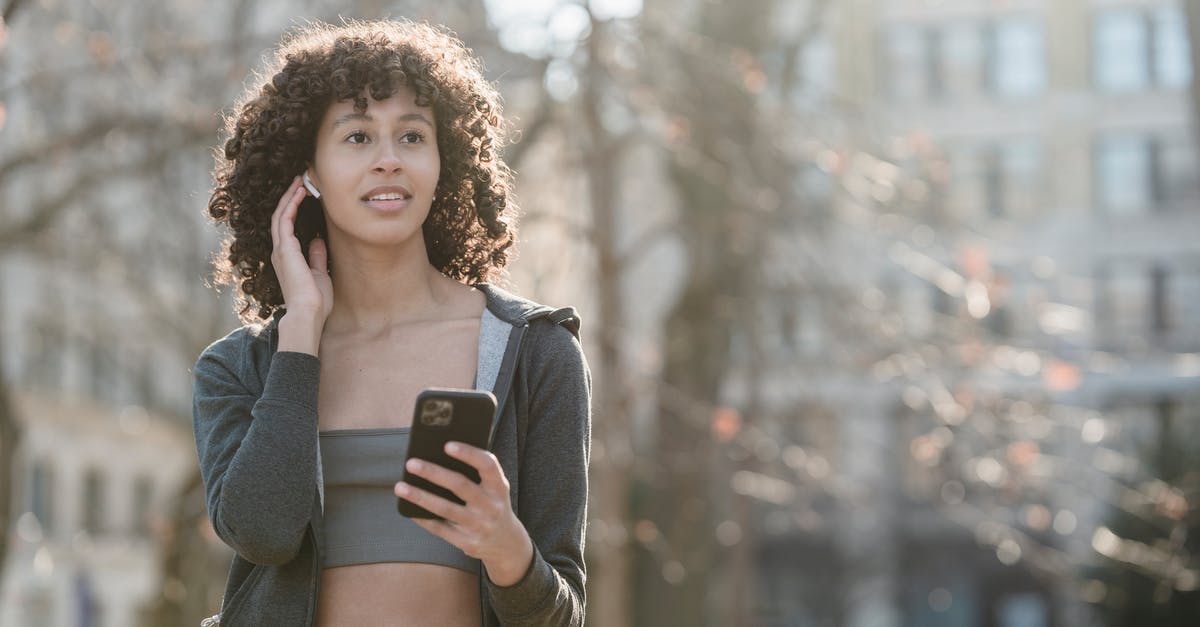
[{"left": 316, "top": 563, "right": 481, "bottom": 626}]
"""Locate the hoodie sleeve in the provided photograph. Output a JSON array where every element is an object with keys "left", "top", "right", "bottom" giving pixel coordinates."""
[
  {"left": 486, "top": 320, "right": 591, "bottom": 626},
  {"left": 192, "top": 328, "right": 321, "bottom": 565}
]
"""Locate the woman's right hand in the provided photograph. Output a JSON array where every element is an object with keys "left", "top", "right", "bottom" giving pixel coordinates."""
[{"left": 271, "top": 175, "right": 333, "bottom": 355}]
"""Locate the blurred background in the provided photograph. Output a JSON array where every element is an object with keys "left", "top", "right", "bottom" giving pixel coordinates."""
[{"left": 1, "top": 0, "right": 1199, "bottom": 625}]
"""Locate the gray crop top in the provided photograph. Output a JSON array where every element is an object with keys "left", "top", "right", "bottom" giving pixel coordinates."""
[
  {"left": 316, "top": 308, "right": 510, "bottom": 571},
  {"left": 318, "top": 428, "right": 479, "bottom": 571}
]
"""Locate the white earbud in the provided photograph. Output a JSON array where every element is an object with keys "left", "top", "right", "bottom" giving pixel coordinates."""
[{"left": 302, "top": 170, "right": 321, "bottom": 198}]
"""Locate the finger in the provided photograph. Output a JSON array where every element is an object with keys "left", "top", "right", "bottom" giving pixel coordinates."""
[
  {"left": 410, "top": 517, "right": 472, "bottom": 551},
  {"left": 445, "top": 442, "right": 506, "bottom": 490},
  {"left": 308, "top": 237, "right": 328, "bottom": 273},
  {"left": 394, "top": 483, "right": 468, "bottom": 524},
  {"left": 277, "top": 184, "right": 307, "bottom": 249},
  {"left": 405, "top": 458, "right": 483, "bottom": 503}
]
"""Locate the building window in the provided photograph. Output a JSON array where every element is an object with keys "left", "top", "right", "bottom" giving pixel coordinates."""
[
  {"left": 1151, "top": 398, "right": 1183, "bottom": 477},
  {"left": 1095, "top": 135, "right": 1154, "bottom": 215},
  {"left": 1152, "top": 7, "right": 1192, "bottom": 88},
  {"left": 1148, "top": 139, "right": 1167, "bottom": 207},
  {"left": 1094, "top": 9, "right": 1151, "bottom": 92},
  {"left": 985, "top": 18, "right": 1047, "bottom": 99},
  {"left": 82, "top": 469, "right": 105, "bottom": 536},
  {"left": 954, "top": 140, "right": 1044, "bottom": 219},
  {"left": 886, "top": 18, "right": 1045, "bottom": 102},
  {"left": 996, "top": 592, "right": 1049, "bottom": 627},
  {"left": 1168, "top": 267, "right": 1200, "bottom": 349},
  {"left": 29, "top": 460, "right": 55, "bottom": 535},
  {"left": 1095, "top": 133, "right": 1196, "bottom": 214},
  {"left": 1115, "top": 264, "right": 1151, "bottom": 339},
  {"left": 1095, "top": 7, "right": 1193, "bottom": 92},
  {"left": 1092, "top": 260, "right": 1182, "bottom": 347},
  {"left": 1156, "top": 137, "right": 1200, "bottom": 210},
  {"left": 1151, "top": 265, "right": 1169, "bottom": 336},
  {"left": 905, "top": 572, "right": 977, "bottom": 627},
  {"left": 884, "top": 25, "right": 927, "bottom": 102},
  {"left": 791, "top": 34, "right": 834, "bottom": 103}
]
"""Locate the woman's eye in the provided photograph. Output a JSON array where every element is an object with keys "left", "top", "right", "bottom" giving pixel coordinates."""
[
  {"left": 347, "top": 131, "right": 369, "bottom": 144},
  {"left": 401, "top": 131, "right": 425, "bottom": 144}
]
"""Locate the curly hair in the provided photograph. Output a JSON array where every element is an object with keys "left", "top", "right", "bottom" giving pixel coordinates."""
[{"left": 207, "top": 19, "right": 517, "bottom": 322}]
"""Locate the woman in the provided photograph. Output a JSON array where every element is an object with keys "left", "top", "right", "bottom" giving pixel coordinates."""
[{"left": 192, "top": 19, "right": 589, "bottom": 626}]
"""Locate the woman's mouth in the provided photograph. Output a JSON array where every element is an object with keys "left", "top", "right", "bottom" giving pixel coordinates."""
[{"left": 362, "top": 186, "right": 413, "bottom": 211}]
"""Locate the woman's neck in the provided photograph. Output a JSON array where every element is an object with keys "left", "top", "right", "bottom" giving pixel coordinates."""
[{"left": 322, "top": 237, "right": 463, "bottom": 336}]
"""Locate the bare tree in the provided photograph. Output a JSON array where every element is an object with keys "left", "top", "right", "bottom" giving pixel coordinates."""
[
  {"left": 576, "top": 13, "right": 637, "bottom": 627},
  {"left": 624, "top": 0, "right": 798, "bottom": 623},
  {"left": 0, "top": 12, "right": 252, "bottom": 626},
  {"left": 595, "top": 0, "right": 1200, "bottom": 624}
]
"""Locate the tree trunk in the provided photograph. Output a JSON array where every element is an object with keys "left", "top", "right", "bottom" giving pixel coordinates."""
[
  {"left": 0, "top": 6, "right": 30, "bottom": 573},
  {"left": 580, "top": 16, "right": 635, "bottom": 627},
  {"left": 632, "top": 0, "right": 776, "bottom": 623},
  {"left": 0, "top": 338, "right": 21, "bottom": 580}
]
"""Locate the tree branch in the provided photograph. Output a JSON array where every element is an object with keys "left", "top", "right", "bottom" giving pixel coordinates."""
[{"left": 0, "top": 124, "right": 210, "bottom": 248}]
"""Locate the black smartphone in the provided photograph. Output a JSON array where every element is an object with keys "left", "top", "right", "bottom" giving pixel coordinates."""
[
  {"left": 296, "top": 194, "right": 327, "bottom": 240},
  {"left": 397, "top": 388, "right": 497, "bottom": 519}
]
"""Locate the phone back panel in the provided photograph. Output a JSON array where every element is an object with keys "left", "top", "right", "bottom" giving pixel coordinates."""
[{"left": 397, "top": 388, "right": 496, "bottom": 519}]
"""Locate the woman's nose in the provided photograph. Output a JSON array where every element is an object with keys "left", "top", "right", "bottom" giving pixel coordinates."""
[{"left": 372, "top": 143, "right": 403, "bottom": 173}]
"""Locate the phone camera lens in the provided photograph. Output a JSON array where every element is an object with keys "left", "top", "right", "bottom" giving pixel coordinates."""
[{"left": 422, "top": 399, "right": 454, "bottom": 427}]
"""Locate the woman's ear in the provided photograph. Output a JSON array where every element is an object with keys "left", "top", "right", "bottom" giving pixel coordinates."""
[{"left": 302, "top": 170, "right": 322, "bottom": 198}]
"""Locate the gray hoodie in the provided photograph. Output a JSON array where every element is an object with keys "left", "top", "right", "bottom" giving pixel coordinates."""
[{"left": 192, "top": 284, "right": 590, "bottom": 626}]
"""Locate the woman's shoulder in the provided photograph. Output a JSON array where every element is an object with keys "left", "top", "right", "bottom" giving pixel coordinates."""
[
  {"left": 477, "top": 282, "right": 584, "bottom": 361},
  {"left": 194, "top": 316, "right": 278, "bottom": 372},
  {"left": 477, "top": 283, "right": 581, "bottom": 335}
]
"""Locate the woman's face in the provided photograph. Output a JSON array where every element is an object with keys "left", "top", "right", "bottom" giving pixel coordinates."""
[{"left": 308, "top": 84, "right": 440, "bottom": 250}]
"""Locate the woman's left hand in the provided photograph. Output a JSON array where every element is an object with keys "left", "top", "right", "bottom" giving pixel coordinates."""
[{"left": 394, "top": 443, "right": 534, "bottom": 586}]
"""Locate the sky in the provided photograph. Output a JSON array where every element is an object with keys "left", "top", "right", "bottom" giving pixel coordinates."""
[{"left": 483, "top": 0, "right": 643, "bottom": 57}]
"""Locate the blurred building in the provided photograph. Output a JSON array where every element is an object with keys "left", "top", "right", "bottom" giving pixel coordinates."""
[
  {"left": 0, "top": 392, "right": 195, "bottom": 627},
  {"left": 0, "top": 0, "right": 270, "bottom": 624},
  {"left": 739, "top": 0, "right": 1200, "bottom": 625},
  {"left": 0, "top": 9, "right": 200, "bottom": 627}
]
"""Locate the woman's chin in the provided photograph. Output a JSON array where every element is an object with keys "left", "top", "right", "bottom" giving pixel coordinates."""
[{"left": 331, "top": 227, "right": 427, "bottom": 252}]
